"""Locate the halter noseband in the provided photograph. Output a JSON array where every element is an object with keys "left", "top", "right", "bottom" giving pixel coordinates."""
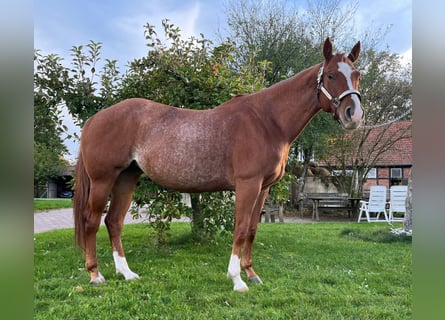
[{"left": 316, "top": 64, "right": 361, "bottom": 111}]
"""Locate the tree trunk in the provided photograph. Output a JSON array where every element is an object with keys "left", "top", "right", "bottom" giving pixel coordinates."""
[
  {"left": 290, "top": 180, "right": 299, "bottom": 207},
  {"left": 190, "top": 194, "right": 206, "bottom": 241},
  {"left": 278, "top": 204, "right": 284, "bottom": 222},
  {"left": 298, "top": 149, "right": 312, "bottom": 194},
  {"left": 403, "top": 169, "right": 413, "bottom": 232},
  {"left": 296, "top": 150, "right": 311, "bottom": 216}
]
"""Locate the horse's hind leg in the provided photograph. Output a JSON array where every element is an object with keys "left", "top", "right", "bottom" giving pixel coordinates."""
[
  {"left": 85, "top": 181, "right": 114, "bottom": 285},
  {"left": 105, "top": 165, "right": 142, "bottom": 280}
]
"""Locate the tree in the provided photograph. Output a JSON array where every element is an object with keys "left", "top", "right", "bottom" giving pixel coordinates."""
[
  {"left": 34, "top": 21, "right": 268, "bottom": 241},
  {"left": 34, "top": 51, "right": 70, "bottom": 196},
  {"left": 305, "top": 0, "right": 358, "bottom": 46},
  {"left": 120, "top": 20, "right": 269, "bottom": 241},
  {"left": 34, "top": 42, "right": 123, "bottom": 197},
  {"left": 226, "top": 0, "right": 317, "bottom": 84},
  {"left": 64, "top": 41, "right": 121, "bottom": 126}
]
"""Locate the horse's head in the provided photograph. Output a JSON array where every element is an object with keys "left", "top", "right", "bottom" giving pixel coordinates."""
[{"left": 317, "top": 38, "right": 364, "bottom": 130}]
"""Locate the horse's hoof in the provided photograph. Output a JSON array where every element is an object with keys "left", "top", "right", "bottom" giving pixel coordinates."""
[
  {"left": 90, "top": 277, "right": 106, "bottom": 285},
  {"left": 227, "top": 271, "right": 249, "bottom": 292},
  {"left": 234, "top": 284, "right": 249, "bottom": 292},
  {"left": 248, "top": 276, "right": 263, "bottom": 284},
  {"left": 90, "top": 272, "right": 106, "bottom": 285},
  {"left": 233, "top": 279, "right": 249, "bottom": 292},
  {"left": 124, "top": 272, "right": 140, "bottom": 281}
]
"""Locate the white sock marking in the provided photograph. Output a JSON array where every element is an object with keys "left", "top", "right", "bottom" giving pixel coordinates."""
[
  {"left": 227, "top": 254, "right": 248, "bottom": 291},
  {"left": 112, "top": 251, "right": 140, "bottom": 280}
]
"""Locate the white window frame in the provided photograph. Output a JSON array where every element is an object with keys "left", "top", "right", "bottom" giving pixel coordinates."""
[
  {"left": 367, "top": 168, "right": 377, "bottom": 179},
  {"left": 390, "top": 168, "right": 402, "bottom": 179},
  {"left": 332, "top": 170, "right": 353, "bottom": 176}
]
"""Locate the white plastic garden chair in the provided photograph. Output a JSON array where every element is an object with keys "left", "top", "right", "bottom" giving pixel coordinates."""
[
  {"left": 388, "top": 185, "right": 408, "bottom": 222},
  {"left": 357, "top": 185, "right": 388, "bottom": 222}
]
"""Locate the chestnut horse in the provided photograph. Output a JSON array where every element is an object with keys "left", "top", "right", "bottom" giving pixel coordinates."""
[{"left": 74, "top": 38, "right": 363, "bottom": 291}]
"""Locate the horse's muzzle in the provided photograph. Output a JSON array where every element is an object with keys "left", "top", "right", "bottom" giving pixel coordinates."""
[{"left": 342, "top": 93, "right": 363, "bottom": 129}]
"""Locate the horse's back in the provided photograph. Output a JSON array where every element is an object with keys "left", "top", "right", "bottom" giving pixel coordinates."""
[
  {"left": 80, "top": 98, "right": 236, "bottom": 190},
  {"left": 79, "top": 96, "right": 286, "bottom": 192}
]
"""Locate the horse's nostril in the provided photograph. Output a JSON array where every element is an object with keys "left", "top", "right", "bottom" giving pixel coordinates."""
[{"left": 345, "top": 106, "right": 353, "bottom": 120}]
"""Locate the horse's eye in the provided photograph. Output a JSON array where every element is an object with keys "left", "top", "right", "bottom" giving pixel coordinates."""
[{"left": 328, "top": 73, "right": 335, "bottom": 80}]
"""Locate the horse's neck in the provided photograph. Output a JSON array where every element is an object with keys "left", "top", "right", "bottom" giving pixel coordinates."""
[{"left": 254, "top": 64, "right": 322, "bottom": 144}]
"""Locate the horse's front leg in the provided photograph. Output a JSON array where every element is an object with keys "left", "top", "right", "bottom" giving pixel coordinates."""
[
  {"left": 105, "top": 169, "right": 141, "bottom": 280},
  {"left": 227, "top": 179, "right": 262, "bottom": 292},
  {"left": 241, "top": 187, "right": 270, "bottom": 285}
]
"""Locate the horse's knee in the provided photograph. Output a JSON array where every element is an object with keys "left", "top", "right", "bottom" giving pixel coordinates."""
[{"left": 233, "top": 228, "right": 249, "bottom": 245}]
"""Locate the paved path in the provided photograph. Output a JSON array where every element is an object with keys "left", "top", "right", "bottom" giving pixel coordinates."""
[
  {"left": 34, "top": 208, "right": 313, "bottom": 234},
  {"left": 34, "top": 208, "right": 193, "bottom": 234}
]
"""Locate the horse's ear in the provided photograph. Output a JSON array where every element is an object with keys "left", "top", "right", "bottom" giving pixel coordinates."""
[
  {"left": 323, "top": 37, "right": 333, "bottom": 61},
  {"left": 348, "top": 41, "right": 361, "bottom": 62}
]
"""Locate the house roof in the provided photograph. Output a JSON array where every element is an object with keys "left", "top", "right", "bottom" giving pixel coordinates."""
[
  {"left": 319, "top": 120, "right": 412, "bottom": 167},
  {"left": 368, "top": 120, "right": 412, "bottom": 166}
]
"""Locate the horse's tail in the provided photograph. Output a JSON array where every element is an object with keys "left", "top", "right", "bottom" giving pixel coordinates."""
[{"left": 73, "top": 150, "right": 90, "bottom": 251}]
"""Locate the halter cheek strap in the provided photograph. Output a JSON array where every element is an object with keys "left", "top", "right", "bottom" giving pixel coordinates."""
[{"left": 316, "top": 64, "right": 361, "bottom": 110}]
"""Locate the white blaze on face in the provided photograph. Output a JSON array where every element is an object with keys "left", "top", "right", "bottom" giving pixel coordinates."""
[
  {"left": 337, "top": 62, "right": 355, "bottom": 90},
  {"left": 337, "top": 62, "right": 363, "bottom": 123}
]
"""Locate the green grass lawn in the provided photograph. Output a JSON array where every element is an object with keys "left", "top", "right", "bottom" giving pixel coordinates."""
[
  {"left": 34, "top": 222, "right": 411, "bottom": 319},
  {"left": 34, "top": 198, "right": 73, "bottom": 211}
]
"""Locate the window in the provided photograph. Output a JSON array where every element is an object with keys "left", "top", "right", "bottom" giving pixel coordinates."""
[
  {"left": 367, "top": 168, "right": 377, "bottom": 179},
  {"left": 332, "top": 170, "right": 353, "bottom": 176},
  {"left": 391, "top": 168, "right": 402, "bottom": 179},
  {"left": 297, "top": 149, "right": 314, "bottom": 162}
]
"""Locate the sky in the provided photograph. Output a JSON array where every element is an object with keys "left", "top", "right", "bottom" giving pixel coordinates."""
[{"left": 34, "top": 0, "right": 412, "bottom": 162}]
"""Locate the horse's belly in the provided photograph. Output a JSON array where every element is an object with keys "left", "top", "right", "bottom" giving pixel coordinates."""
[
  {"left": 136, "top": 150, "right": 234, "bottom": 193},
  {"left": 134, "top": 113, "right": 236, "bottom": 192},
  {"left": 153, "top": 170, "right": 233, "bottom": 193}
]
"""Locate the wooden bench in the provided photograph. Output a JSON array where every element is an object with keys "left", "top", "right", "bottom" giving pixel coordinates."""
[
  {"left": 299, "top": 192, "right": 354, "bottom": 220},
  {"left": 260, "top": 202, "right": 284, "bottom": 223}
]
